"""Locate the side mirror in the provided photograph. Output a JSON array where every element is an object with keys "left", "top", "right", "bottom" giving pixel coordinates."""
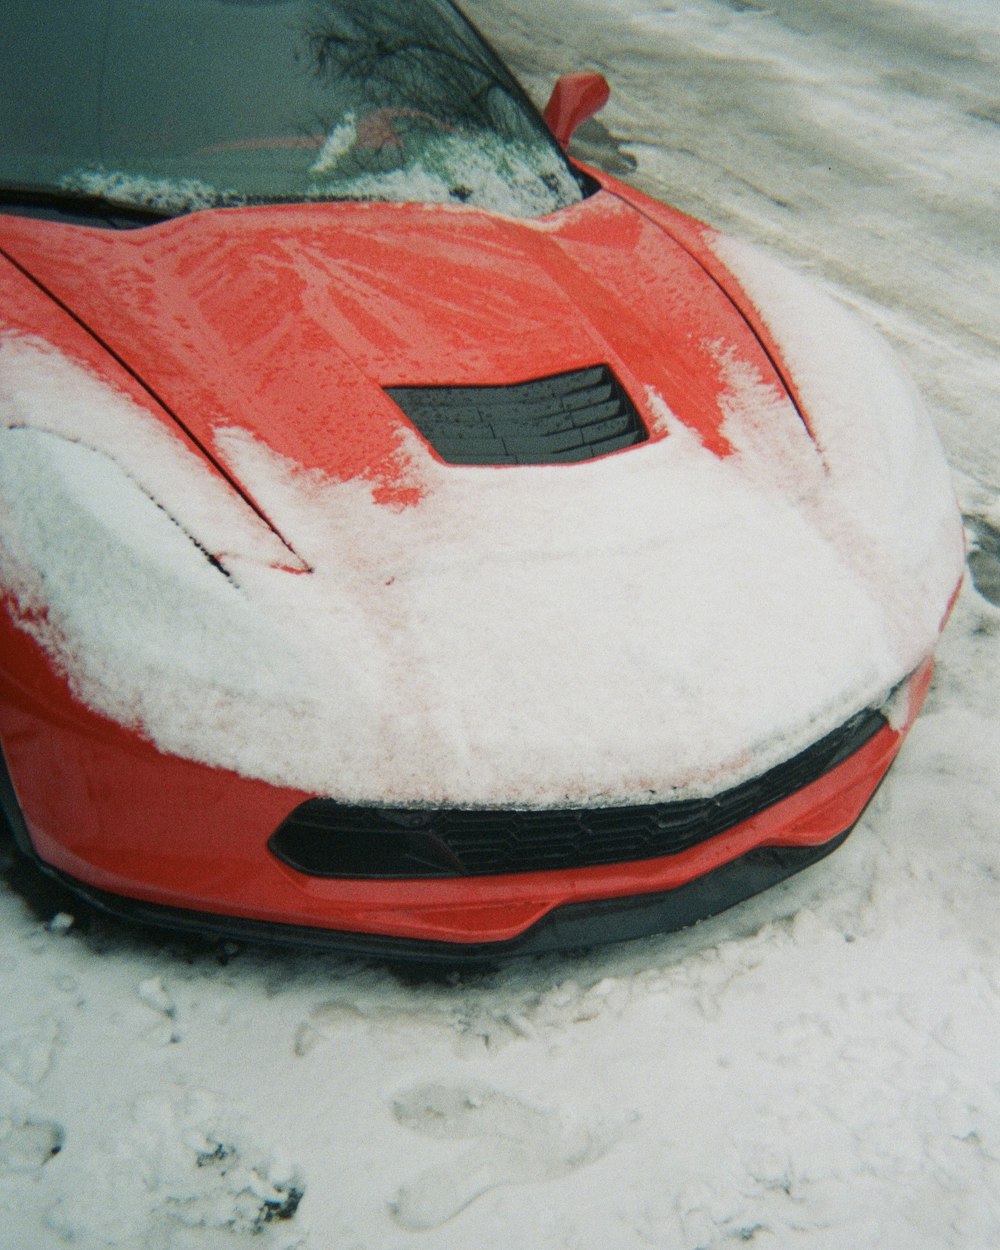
[{"left": 543, "top": 72, "right": 611, "bottom": 150}]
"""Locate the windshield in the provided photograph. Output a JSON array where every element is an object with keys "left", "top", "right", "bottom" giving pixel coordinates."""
[{"left": 0, "top": 0, "right": 585, "bottom": 220}]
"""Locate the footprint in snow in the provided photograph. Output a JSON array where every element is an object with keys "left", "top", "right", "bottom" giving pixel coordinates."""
[
  {"left": 390, "top": 1083, "right": 611, "bottom": 1230},
  {"left": 0, "top": 1116, "right": 63, "bottom": 1173},
  {"left": 0, "top": 1016, "right": 61, "bottom": 1088}
]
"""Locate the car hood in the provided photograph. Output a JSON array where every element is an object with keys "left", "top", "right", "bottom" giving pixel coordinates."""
[{"left": 0, "top": 194, "right": 963, "bottom": 806}]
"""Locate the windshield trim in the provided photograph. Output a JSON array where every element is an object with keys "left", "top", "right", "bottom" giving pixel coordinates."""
[{"left": 0, "top": 185, "right": 173, "bottom": 228}]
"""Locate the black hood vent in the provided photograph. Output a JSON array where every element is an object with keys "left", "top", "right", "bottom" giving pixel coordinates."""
[{"left": 386, "top": 364, "right": 647, "bottom": 465}]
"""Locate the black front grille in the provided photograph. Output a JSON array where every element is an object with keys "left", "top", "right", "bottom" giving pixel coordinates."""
[
  {"left": 269, "top": 706, "right": 887, "bottom": 880},
  {"left": 386, "top": 364, "right": 647, "bottom": 465}
]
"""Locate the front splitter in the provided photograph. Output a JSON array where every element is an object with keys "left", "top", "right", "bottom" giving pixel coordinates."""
[{"left": 19, "top": 827, "right": 853, "bottom": 964}]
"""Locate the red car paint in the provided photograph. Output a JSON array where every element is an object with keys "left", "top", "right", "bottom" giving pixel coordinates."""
[
  {"left": 0, "top": 185, "right": 777, "bottom": 510},
  {"left": 0, "top": 138, "right": 957, "bottom": 950}
]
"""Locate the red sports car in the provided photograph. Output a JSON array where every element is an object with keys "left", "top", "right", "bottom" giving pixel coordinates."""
[{"left": 0, "top": 0, "right": 964, "bottom": 958}]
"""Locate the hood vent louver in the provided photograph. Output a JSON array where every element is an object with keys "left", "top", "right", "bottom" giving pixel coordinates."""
[{"left": 386, "top": 364, "right": 647, "bottom": 465}]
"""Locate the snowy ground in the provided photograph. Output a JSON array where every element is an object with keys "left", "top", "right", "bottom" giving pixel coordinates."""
[{"left": 3, "top": 1, "right": 1000, "bottom": 1247}]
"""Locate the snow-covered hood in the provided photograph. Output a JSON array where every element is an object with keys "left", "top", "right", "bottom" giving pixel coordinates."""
[{"left": 0, "top": 195, "right": 964, "bottom": 806}]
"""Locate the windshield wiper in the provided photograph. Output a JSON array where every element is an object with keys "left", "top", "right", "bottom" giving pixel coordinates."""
[{"left": 0, "top": 187, "right": 173, "bottom": 229}]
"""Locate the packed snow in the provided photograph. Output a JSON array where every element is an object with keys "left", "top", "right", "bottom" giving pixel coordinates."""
[{"left": 2, "top": 0, "right": 999, "bottom": 1247}]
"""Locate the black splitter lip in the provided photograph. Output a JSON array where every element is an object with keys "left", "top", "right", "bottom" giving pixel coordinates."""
[{"left": 8, "top": 828, "right": 853, "bottom": 965}]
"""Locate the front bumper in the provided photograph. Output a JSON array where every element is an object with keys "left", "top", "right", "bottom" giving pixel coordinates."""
[
  {"left": 0, "top": 603, "right": 934, "bottom": 956},
  {"left": 18, "top": 832, "right": 852, "bottom": 963}
]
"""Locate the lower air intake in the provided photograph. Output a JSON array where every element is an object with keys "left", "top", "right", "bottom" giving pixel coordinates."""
[
  {"left": 268, "top": 706, "right": 887, "bottom": 880},
  {"left": 386, "top": 364, "right": 647, "bottom": 465}
]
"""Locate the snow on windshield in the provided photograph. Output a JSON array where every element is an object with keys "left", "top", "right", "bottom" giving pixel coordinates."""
[
  {"left": 59, "top": 169, "right": 243, "bottom": 216},
  {"left": 308, "top": 126, "right": 583, "bottom": 218},
  {"left": 60, "top": 132, "right": 582, "bottom": 220}
]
